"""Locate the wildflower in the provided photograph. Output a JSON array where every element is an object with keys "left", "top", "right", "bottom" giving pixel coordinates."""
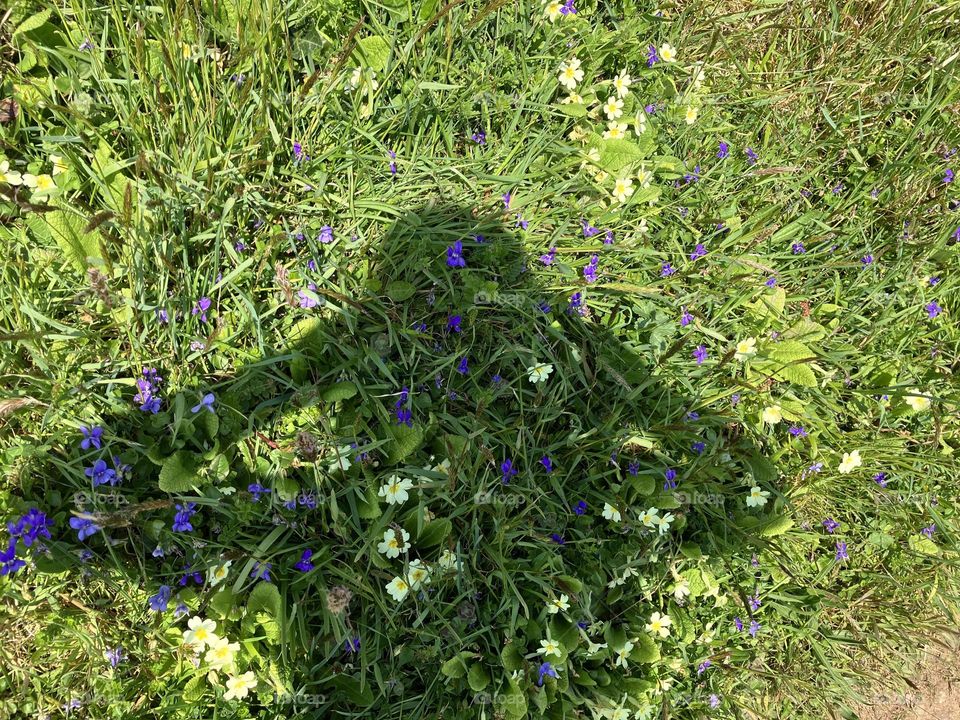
[
  {"left": 685, "top": 106, "right": 698, "bottom": 124},
  {"left": 539, "top": 246, "right": 558, "bottom": 265},
  {"left": 560, "top": 0, "right": 577, "bottom": 15},
  {"left": 614, "top": 641, "right": 635, "bottom": 668},
  {"left": 501, "top": 458, "right": 518, "bottom": 484},
  {"left": 925, "top": 301, "right": 943, "bottom": 319},
  {"left": 637, "top": 166, "right": 653, "bottom": 187},
  {"left": 656, "top": 513, "right": 675, "bottom": 534},
  {"left": 602, "top": 503, "right": 622, "bottom": 522},
  {"left": 547, "top": 594, "right": 570, "bottom": 614},
  {"left": 734, "top": 617, "right": 743, "bottom": 632},
  {"left": 612, "top": 176, "right": 634, "bottom": 203},
  {"left": 647, "top": 45, "right": 659, "bottom": 67},
  {"left": 471, "top": 129, "right": 486, "bottom": 144},
  {"left": 23, "top": 173, "right": 56, "bottom": 194},
  {"left": 191, "top": 393, "right": 215, "bottom": 414},
  {"left": 378, "top": 476, "right": 414, "bottom": 505},
  {"left": 84, "top": 459, "right": 116, "bottom": 487},
  {"left": 690, "top": 243, "right": 707, "bottom": 260},
  {"left": 639, "top": 507, "right": 659, "bottom": 528},
  {"left": 680, "top": 307, "right": 694, "bottom": 327},
  {"left": 861, "top": 254, "right": 874, "bottom": 265},
  {"left": 697, "top": 660, "right": 712, "bottom": 675},
  {"left": 659, "top": 43, "right": 677, "bottom": 62},
  {"left": 386, "top": 576, "right": 410, "bottom": 602},
  {"left": 605, "top": 229, "right": 615, "bottom": 244},
  {"left": 223, "top": 671, "right": 258, "bottom": 701},
  {"left": 182, "top": 616, "right": 219, "bottom": 651},
  {"left": 692, "top": 440, "right": 705, "bottom": 454},
  {"left": 539, "top": 638, "right": 562, "bottom": 658},
  {"left": 205, "top": 637, "right": 240, "bottom": 670},
  {"left": 104, "top": 647, "right": 125, "bottom": 668},
  {"left": 944, "top": 169, "right": 955, "bottom": 183},
  {"left": 544, "top": 0, "right": 563, "bottom": 21},
  {"left": 717, "top": 141, "right": 729, "bottom": 159},
  {"left": 838, "top": 450, "right": 862, "bottom": 474},
  {"left": 922, "top": 524, "right": 936, "bottom": 538},
  {"left": 746, "top": 486, "right": 770, "bottom": 508},
  {"left": 748, "top": 620, "right": 760, "bottom": 637},
  {"left": 835, "top": 541, "right": 849, "bottom": 561},
  {"left": 80, "top": 425, "right": 104, "bottom": 450},
  {"left": 584, "top": 254, "right": 599, "bottom": 282},
  {"left": 734, "top": 337, "right": 757, "bottom": 361},
  {"left": 378, "top": 528, "right": 411, "bottom": 559},
  {"left": 603, "top": 121, "right": 629, "bottom": 140},
  {"left": 446, "top": 240, "right": 466, "bottom": 268},
  {"left": 0, "top": 539, "right": 25, "bottom": 576},
  {"left": 387, "top": 149, "right": 397, "bottom": 175},
  {"left": 538, "top": 661, "right": 559, "bottom": 685},
  {"left": 613, "top": 70, "right": 632, "bottom": 98},
  {"left": 148, "top": 585, "right": 173, "bottom": 612},
  {"left": 294, "top": 549, "right": 315, "bottom": 572},
  {"left": 0, "top": 159, "right": 23, "bottom": 185},
  {"left": 172, "top": 503, "right": 197, "bottom": 533},
  {"left": 248, "top": 483, "right": 271, "bottom": 502},
  {"left": 646, "top": 611, "right": 672, "bottom": 637},
  {"left": 528, "top": 363, "right": 554, "bottom": 384},
  {"left": 905, "top": 389, "right": 931, "bottom": 412},
  {"left": 710, "top": 695, "right": 721, "bottom": 708},
  {"left": 573, "top": 500, "right": 588, "bottom": 516},
  {"left": 438, "top": 549, "right": 458, "bottom": 571},
  {"left": 823, "top": 518, "right": 839, "bottom": 534},
  {"left": 192, "top": 296, "right": 212, "bottom": 323},
  {"left": 8, "top": 509, "right": 53, "bottom": 547},
  {"left": 765, "top": 276, "right": 777, "bottom": 288},
  {"left": 210, "top": 561, "right": 232, "bottom": 587},
  {"left": 789, "top": 426, "right": 808, "bottom": 438},
  {"left": 745, "top": 147, "right": 759, "bottom": 164},
  {"left": 395, "top": 386, "right": 412, "bottom": 427},
  {"left": 603, "top": 96, "right": 625, "bottom": 120},
  {"left": 761, "top": 405, "right": 782, "bottom": 424},
  {"left": 446, "top": 315, "right": 462, "bottom": 333},
  {"left": 298, "top": 289, "right": 318, "bottom": 308},
  {"left": 558, "top": 58, "right": 584, "bottom": 90},
  {"left": 250, "top": 562, "right": 271, "bottom": 581},
  {"left": 344, "top": 637, "right": 361, "bottom": 654}
]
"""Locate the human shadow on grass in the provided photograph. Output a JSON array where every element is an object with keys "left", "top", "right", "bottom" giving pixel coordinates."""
[{"left": 18, "top": 203, "right": 771, "bottom": 717}]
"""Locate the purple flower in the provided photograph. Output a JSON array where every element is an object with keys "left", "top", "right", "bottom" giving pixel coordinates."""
[
  {"left": 788, "top": 426, "right": 807, "bottom": 438},
  {"left": 603, "top": 229, "right": 615, "bottom": 245},
  {"left": 502, "top": 192, "right": 511, "bottom": 209},
  {"left": 191, "top": 392, "right": 215, "bottom": 414},
  {"left": 501, "top": 458, "right": 518, "bottom": 485},
  {"left": 573, "top": 500, "right": 587, "bottom": 516},
  {"left": 395, "top": 387, "right": 412, "bottom": 427},
  {"left": 298, "top": 289, "right": 318, "bottom": 308},
  {"left": 861, "top": 254, "right": 874, "bottom": 265},
  {"left": 922, "top": 524, "right": 936, "bottom": 538},
  {"left": 85, "top": 459, "right": 116, "bottom": 488},
  {"left": 345, "top": 636, "right": 361, "bottom": 654},
  {"left": 710, "top": 695, "right": 721, "bottom": 709},
  {"left": 540, "top": 456, "right": 553, "bottom": 473},
  {"left": 560, "top": 0, "right": 577, "bottom": 14},
  {"left": 539, "top": 247, "right": 558, "bottom": 266},
  {"left": 823, "top": 517, "right": 842, "bottom": 535},
  {"left": 873, "top": 472, "right": 888, "bottom": 488},
  {"left": 697, "top": 660, "right": 712, "bottom": 675},
  {"left": 0, "top": 539, "right": 26, "bottom": 576},
  {"left": 581, "top": 219, "right": 600, "bottom": 237},
  {"left": 251, "top": 561, "right": 272, "bottom": 581},
  {"left": 192, "top": 296, "right": 212, "bottom": 323},
  {"left": 471, "top": 130, "right": 486, "bottom": 144},
  {"left": 178, "top": 566, "right": 204, "bottom": 586},
  {"left": 583, "top": 254, "right": 599, "bottom": 282},
  {"left": 680, "top": 307, "right": 693, "bottom": 326},
  {"left": 691, "top": 440, "right": 705, "bottom": 455},
  {"left": 248, "top": 483, "right": 271, "bottom": 502},
  {"left": 446, "top": 241, "right": 466, "bottom": 268},
  {"left": 104, "top": 647, "right": 125, "bottom": 668},
  {"left": 926, "top": 301, "right": 943, "bottom": 319},
  {"left": 690, "top": 243, "right": 707, "bottom": 261},
  {"left": 664, "top": 468, "right": 678, "bottom": 490},
  {"left": 515, "top": 214, "right": 529, "bottom": 230},
  {"left": 318, "top": 225, "right": 334, "bottom": 244},
  {"left": 447, "top": 315, "right": 462, "bottom": 333},
  {"left": 765, "top": 276, "right": 777, "bottom": 288},
  {"left": 748, "top": 595, "right": 761, "bottom": 612},
  {"left": 156, "top": 308, "right": 169, "bottom": 323},
  {"left": 717, "top": 141, "right": 729, "bottom": 159},
  {"left": 148, "top": 585, "right": 172, "bottom": 612},
  {"left": 792, "top": 242, "right": 806, "bottom": 254},
  {"left": 944, "top": 169, "right": 955, "bottom": 184},
  {"left": 8, "top": 508, "right": 53, "bottom": 547},
  {"left": 550, "top": 533, "right": 565, "bottom": 545},
  {"left": 693, "top": 345, "right": 708, "bottom": 365},
  {"left": 80, "top": 425, "right": 104, "bottom": 450},
  {"left": 537, "top": 661, "right": 558, "bottom": 686},
  {"left": 929, "top": 276, "right": 940, "bottom": 286},
  {"left": 835, "top": 541, "right": 849, "bottom": 561},
  {"left": 172, "top": 503, "right": 197, "bottom": 533},
  {"left": 294, "top": 549, "right": 314, "bottom": 572},
  {"left": 647, "top": 45, "right": 659, "bottom": 67},
  {"left": 748, "top": 620, "right": 760, "bottom": 637},
  {"left": 568, "top": 292, "right": 584, "bottom": 315},
  {"left": 733, "top": 617, "right": 743, "bottom": 632},
  {"left": 745, "top": 147, "right": 758, "bottom": 165},
  {"left": 660, "top": 263, "right": 675, "bottom": 277},
  {"left": 387, "top": 149, "right": 397, "bottom": 176},
  {"left": 456, "top": 357, "right": 469, "bottom": 375},
  {"left": 69, "top": 516, "right": 100, "bottom": 541}
]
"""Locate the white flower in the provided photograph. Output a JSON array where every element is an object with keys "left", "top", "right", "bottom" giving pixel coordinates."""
[
  {"left": 547, "top": 594, "right": 570, "bottom": 614},
  {"left": 638, "top": 218, "right": 649, "bottom": 235},
  {"left": 50, "top": 154, "right": 68, "bottom": 175},
  {"left": 544, "top": 0, "right": 563, "bottom": 21},
  {"left": 210, "top": 560, "right": 232, "bottom": 587},
  {"left": 386, "top": 576, "right": 410, "bottom": 602},
  {"left": 636, "top": 166, "right": 653, "bottom": 187},
  {"left": 0, "top": 160, "right": 22, "bottom": 186},
  {"left": 746, "top": 486, "right": 770, "bottom": 508},
  {"left": 223, "top": 671, "right": 257, "bottom": 701},
  {"left": 734, "top": 337, "right": 757, "bottom": 361},
  {"left": 328, "top": 444, "right": 353, "bottom": 474},
  {"left": 602, "top": 502, "right": 622, "bottom": 522},
  {"left": 634, "top": 111, "right": 648, "bottom": 135},
  {"left": 406, "top": 559, "right": 431, "bottom": 589},
  {"left": 603, "top": 96, "right": 625, "bottom": 120},
  {"left": 527, "top": 363, "right": 554, "bottom": 384},
  {"left": 602, "top": 121, "right": 629, "bottom": 140},
  {"left": 438, "top": 548, "right": 458, "bottom": 571},
  {"left": 645, "top": 611, "right": 672, "bottom": 637},
  {"left": 612, "top": 177, "right": 634, "bottom": 203},
  {"left": 614, "top": 640, "right": 635, "bottom": 668},
  {"left": 660, "top": 42, "right": 677, "bottom": 62},
  {"left": 558, "top": 58, "right": 584, "bottom": 90},
  {"left": 613, "top": 70, "right": 632, "bottom": 98},
  {"left": 905, "top": 389, "right": 931, "bottom": 412},
  {"left": 22, "top": 173, "right": 56, "bottom": 194},
  {"left": 761, "top": 405, "right": 782, "bottom": 424},
  {"left": 378, "top": 475, "right": 414, "bottom": 505},
  {"left": 539, "top": 638, "right": 562, "bottom": 657},
  {"left": 377, "top": 528, "right": 411, "bottom": 559},
  {"left": 639, "top": 507, "right": 659, "bottom": 528},
  {"left": 838, "top": 450, "right": 862, "bottom": 474},
  {"left": 182, "top": 616, "right": 219, "bottom": 651},
  {"left": 672, "top": 578, "right": 691, "bottom": 602},
  {"left": 204, "top": 636, "right": 240, "bottom": 670},
  {"left": 562, "top": 92, "right": 584, "bottom": 105},
  {"left": 656, "top": 512, "right": 675, "bottom": 534},
  {"left": 586, "top": 640, "right": 608, "bottom": 654},
  {"left": 685, "top": 105, "right": 698, "bottom": 125}
]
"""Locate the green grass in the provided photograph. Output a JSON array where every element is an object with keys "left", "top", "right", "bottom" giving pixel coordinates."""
[{"left": 1, "top": 0, "right": 958, "bottom": 718}]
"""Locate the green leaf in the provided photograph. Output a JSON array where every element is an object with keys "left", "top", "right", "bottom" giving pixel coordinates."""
[
  {"left": 767, "top": 340, "right": 816, "bottom": 364},
  {"left": 501, "top": 678, "right": 528, "bottom": 720},
  {"left": 323, "top": 381, "right": 358, "bottom": 402},
  {"left": 441, "top": 651, "right": 472, "bottom": 679},
  {"left": 182, "top": 675, "right": 206, "bottom": 702},
  {"left": 385, "top": 280, "right": 416, "bottom": 301},
  {"left": 355, "top": 36, "right": 391, "bottom": 72},
  {"left": 757, "top": 514, "right": 794, "bottom": 537},
  {"left": 328, "top": 674, "right": 375, "bottom": 706},
  {"left": 357, "top": 482, "right": 383, "bottom": 520},
  {"left": 414, "top": 517, "right": 451, "bottom": 548},
  {"left": 385, "top": 423, "right": 424, "bottom": 464},
  {"left": 501, "top": 642, "right": 524, "bottom": 672},
  {"left": 631, "top": 633, "right": 660, "bottom": 663},
  {"left": 13, "top": 9, "right": 52, "bottom": 37},
  {"left": 908, "top": 535, "right": 939, "bottom": 556},
  {"left": 208, "top": 588, "right": 235, "bottom": 619},
  {"left": 557, "top": 103, "right": 588, "bottom": 117},
  {"left": 467, "top": 663, "right": 490, "bottom": 692},
  {"left": 27, "top": 210, "right": 103, "bottom": 272},
  {"left": 595, "top": 137, "right": 654, "bottom": 173},
  {"left": 158, "top": 452, "right": 201, "bottom": 493},
  {"left": 247, "top": 581, "right": 282, "bottom": 617}
]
